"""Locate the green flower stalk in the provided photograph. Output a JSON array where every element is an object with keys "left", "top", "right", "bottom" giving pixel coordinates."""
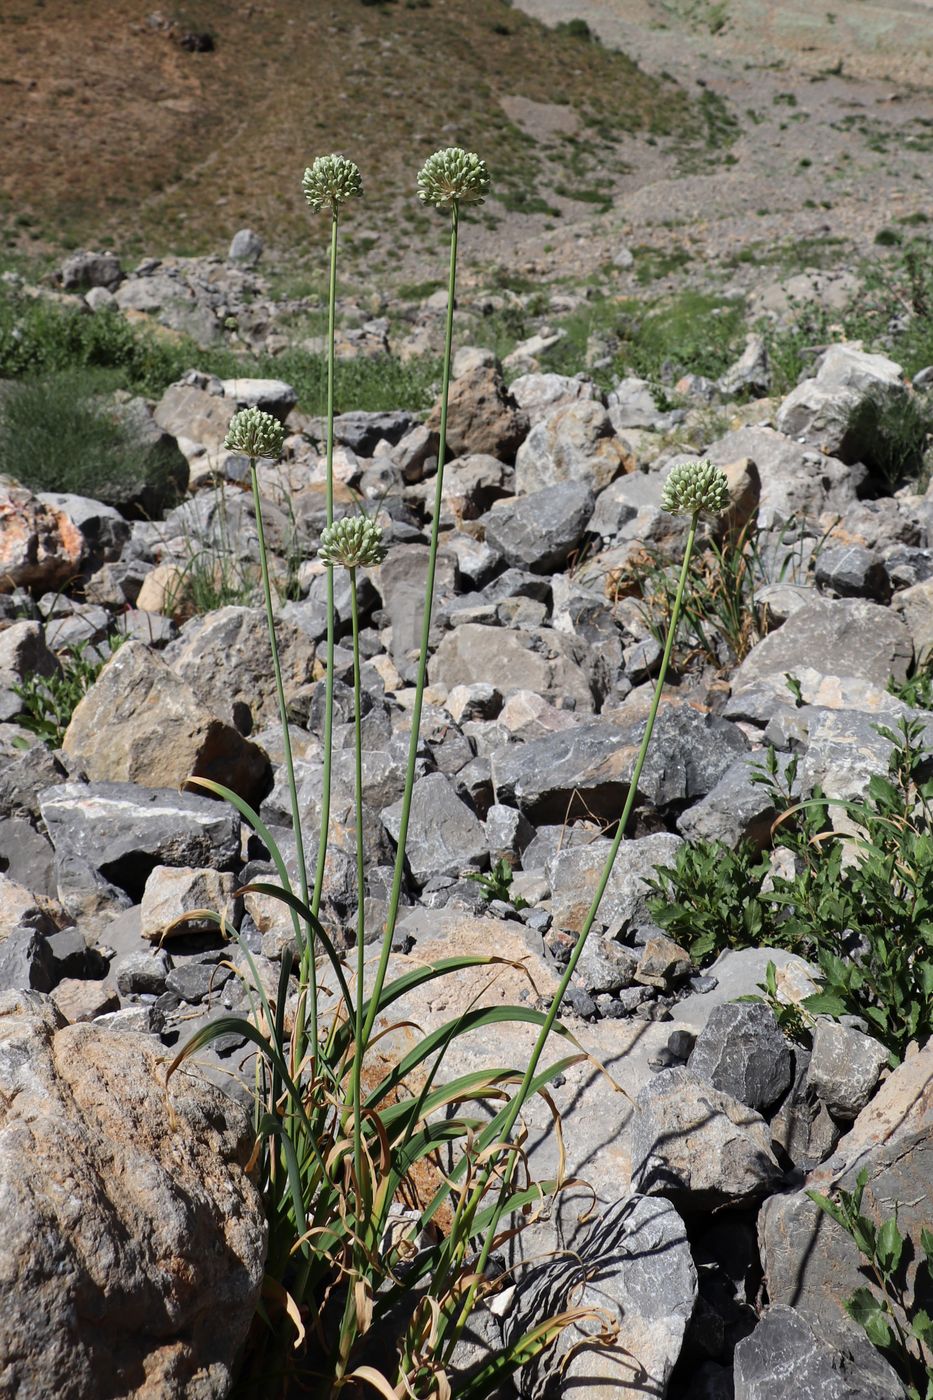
[
  {"left": 302, "top": 155, "right": 362, "bottom": 977},
  {"left": 440, "top": 459, "right": 732, "bottom": 1360},
  {"left": 362, "top": 151, "right": 489, "bottom": 1050}
]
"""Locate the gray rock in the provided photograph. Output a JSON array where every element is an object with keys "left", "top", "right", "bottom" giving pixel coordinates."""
[
  {"left": 39, "top": 783, "right": 240, "bottom": 903},
  {"left": 775, "top": 343, "right": 906, "bottom": 462},
  {"left": 607, "top": 375, "right": 665, "bottom": 429},
  {"left": 770, "top": 1050, "right": 842, "bottom": 1172},
  {"left": 514, "top": 400, "right": 627, "bottom": 495},
  {"left": 891, "top": 576, "right": 933, "bottom": 662},
  {"left": 688, "top": 1002, "right": 794, "bottom": 1113},
  {"left": 35, "top": 492, "right": 130, "bottom": 565},
  {"left": 734, "top": 1305, "right": 904, "bottom": 1400},
  {"left": 760, "top": 1041, "right": 933, "bottom": 1341},
  {"left": 219, "top": 377, "right": 297, "bottom": 419},
  {"left": 484, "top": 804, "right": 534, "bottom": 864},
  {"left": 166, "top": 959, "right": 232, "bottom": 1006},
  {"left": 634, "top": 933, "right": 692, "bottom": 990},
  {"left": 815, "top": 545, "right": 890, "bottom": 602},
  {"left": 84, "top": 285, "right": 115, "bottom": 312},
  {"left": 547, "top": 833, "right": 683, "bottom": 934},
  {"left": 0, "top": 990, "right": 265, "bottom": 1398},
  {"left": 706, "top": 427, "right": 859, "bottom": 528},
  {"left": 630, "top": 1067, "right": 783, "bottom": 1209},
  {"left": 0, "top": 817, "right": 56, "bottom": 897},
  {"left": 676, "top": 755, "right": 782, "bottom": 850},
  {"left": 718, "top": 332, "right": 770, "bottom": 398},
  {"left": 332, "top": 409, "right": 417, "bottom": 455},
  {"left": 0, "top": 927, "right": 55, "bottom": 993},
  {"left": 575, "top": 935, "right": 639, "bottom": 995},
  {"left": 0, "top": 621, "right": 59, "bottom": 722},
  {"left": 675, "top": 948, "right": 820, "bottom": 1032},
  {"left": 507, "top": 1194, "right": 696, "bottom": 1400},
  {"left": 807, "top": 1021, "right": 889, "bottom": 1120},
  {"left": 114, "top": 949, "right": 172, "bottom": 997},
  {"left": 431, "top": 623, "right": 594, "bottom": 714},
  {"left": 60, "top": 249, "right": 123, "bottom": 291},
  {"left": 425, "top": 366, "right": 527, "bottom": 460},
  {"left": 484, "top": 481, "right": 595, "bottom": 573},
  {"left": 731, "top": 598, "right": 913, "bottom": 694},
  {"left": 508, "top": 371, "right": 600, "bottom": 426},
  {"left": 799, "top": 705, "right": 933, "bottom": 801},
  {"left": 0, "top": 739, "right": 67, "bottom": 823},
  {"left": 153, "top": 380, "right": 236, "bottom": 454},
  {"left": 227, "top": 228, "right": 263, "bottom": 264},
  {"left": 586, "top": 469, "right": 666, "bottom": 544},
  {"left": 382, "top": 772, "right": 488, "bottom": 885}
]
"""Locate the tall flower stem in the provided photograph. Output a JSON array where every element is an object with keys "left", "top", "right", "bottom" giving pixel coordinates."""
[
  {"left": 348, "top": 564, "right": 367, "bottom": 1198},
  {"left": 361, "top": 203, "right": 460, "bottom": 1047},
  {"left": 444, "top": 511, "right": 702, "bottom": 1351}
]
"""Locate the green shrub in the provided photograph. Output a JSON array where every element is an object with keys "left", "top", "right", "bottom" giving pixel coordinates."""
[
  {"left": 555, "top": 18, "right": 596, "bottom": 41},
  {"left": 648, "top": 719, "right": 933, "bottom": 1063},
  {"left": 14, "top": 638, "right": 119, "bottom": 748},
  {"left": 844, "top": 385, "right": 933, "bottom": 494},
  {"left": 0, "top": 370, "right": 182, "bottom": 506}
]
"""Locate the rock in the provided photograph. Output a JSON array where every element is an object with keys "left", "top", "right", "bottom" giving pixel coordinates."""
[
  {"left": 514, "top": 400, "right": 628, "bottom": 495},
  {"left": 452, "top": 346, "right": 497, "bottom": 379},
  {"left": 508, "top": 371, "right": 600, "bottom": 426},
  {"left": 630, "top": 1067, "right": 783, "bottom": 1210},
  {"left": 0, "top": 621, "right": 59, "bottom": 722},
  {"left": 163, "top": 606, "right": 316, "bottom": 734},
  {"left": 706, "top": 427, "right": 859, "bottom": 528},
  {"left": 114, "top": 949, "right": 171, "bottom": 997},
  {"left": 676, "top": 755, "right": 781, "bottom": 850},
  {"left": 60, "top": 249, "right": 123, "bottom": 291},
  {"left": 430, "top": 624, "right": 594, "bottom": 714},
  {"left": 0, "top": 990, "right": 265, "bottom": 1398},
  {"left": 507, "top": 1194, "right": 696, "bottom": 1400},
  {"left": 891, "top": 576, "right": 933, "bottom": 661},
  {"left": 607, "top": 375, "right": 666, "bottom": 430},
  {"left": 153, "top": 381, "right": 236, "bottom": 455},
  {"left": 0, "top": 482, "right": 85, "bottom": 594},
  {"left": 140, "top": 866, "right": 239, "bottom": 942},
  {"left": 332, "top": 409, "right": 418, "bottom": 455},
  {"left": 62, "top": 641, "right": 270, "bottom": 806},
  {"left": 718, "top": 456, "right": 762, "bottom": 538},
  {"left": 426, "top": 367, "right": 527, "bottom": 460},
  {"left": 0, "top": 740, "right": 67, "bottom": 823},
  {"left": 227, "top": 228, "right": 263, "bottom": 264},
  {"left": 814, "top": 545, "right": 890, "bottom": 602},
  {"left": 634, "top": 932, "right": 693, "bottom": 990},
  {"left": 0, "top": 927, "right": 55, "bottom": 993},
  {"left": 115, "top": 274, "right": 221, "bottom": 346},
  {"left": 731, "top": 598, "right": 913, "bottom": 694},
  {"left": 0, "top": 818, "right": 56, "bottom": 897},
  {"left": 734, "top": 1305, "right": 904, "bottom": 1400},
  {"left": 433, "top": 452, "right": 512, "bottom": 522},
  {"left": 483, "top": 481, "right": 594, "bottom": 573},
  {"left": 807, "top": 1021, "right": 889, "bottom": 1120},
  {"left": 586, "top": 469, "right": 667, "bottom": 544},
  {"left": 84, "top": 285, "right": 115, "bottom": 312},
  {"left": 51, "top": 976, "right": 120, "bottom": 1023},
  {"left": 219, "top": 377, "right": 297, "bottom": 420},
  {"left": 546, "top": 833, "right": 683, "bottom": 934},
  {"left": 760, "top": 1041, "right": 933, "bottom": 1340},
  {"left": 492, "top": 705, "right": 746, "bottom": 823},
  {"left": 35, "top": 492, "right": 130, "bottom": 568},
  {"left": 104, "top": 396, "right": 189, "bottom": 515},
  {"left": 575, "top": 934, "right": 639, "bottom": 995},
  {"left": 770, "top": 1049, "right": 843, "bottom": 1172},
  {"left": 39, "top": 783, "right": 240, "bottom": 903},
  {"left": 382, "top": 773, "right": 487, "bottom": 885},
  {"left": 775, "top": 344, "right": 906, "bottom": 461},
  {"left": 798, "top": 705, "right": 933, "bottom": 801},
  {"left": 688, "top": 1002, "right": 794, "bottom": 1113},
  {"left": 675, "top": 948, "right": 820, "bottom": 1032},
  {"left": 718, "top": 333, "right": 770, "bottom": 398},
  {"left": 484, "top": 804, "right": 534, "bottom": 865}
]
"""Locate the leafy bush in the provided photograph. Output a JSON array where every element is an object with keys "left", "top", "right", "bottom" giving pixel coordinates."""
[
  {"left": 0, "top": 370, "right": 182, "bottom": 506},
  {"left": 14, "top": 638, "right": 118, "bottom": 748},
  {"left": 648, "top": 719, "right": 933, "bottom": 1062}
]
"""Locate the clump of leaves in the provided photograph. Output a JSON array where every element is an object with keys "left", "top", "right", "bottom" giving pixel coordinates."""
[
  {"left": 808, "top": 1171, "right": 933, "bottom": 1400},
  {"left": 737, "top": 959, "right": 812, "bottom": 1046},
  {"left": 891, "top": 653, "right": 933, "bottom": 711},
  {"left": 844, "top": 384, "right": 933, "bottom": 495},
  {"left": 13, "top": 638, "right": 116, "bottom": 747},
  {"left": 468, "top": 858, "right": 529, "bottom": 910},
  {"left": 647, "top": 718, "right": 933, "bottom": 1062}
]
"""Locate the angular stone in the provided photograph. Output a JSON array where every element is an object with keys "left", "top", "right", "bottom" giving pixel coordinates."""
[
  {"left": 688, "top": 1002, "right": 794, "bottom": 1112},
  {"left": 799, "top": 705, "right": 933, "bottom": 801},
  {"left": 770, "top": 1050, "right": 842, "bottom": 1172},
  {"left": 0, "top": 482, "right": 85, "bottom": 594},
  {"left": 0, "top": 990, "right": 265, "bottom": 1398},
  {"left": 140, "top": 866, "right": 239, "bottom": 943},
  {"left": 0, "top": 621, "right": 59, "bottom": 722},
  {"left": 508, "top": 371, "right": 600, "bottom": 426},
  {"left": 51, "top": 976, "right": 120, "bottom": 1024},
  {"left": 60, "top": 249, "right": 123, "bottom": 291},
  {"left": 634, "top": 933, "right": 693, "bottom": 990},
  {"left": 631, "top": 1067, "right": 783, "bottom": 1210},
  {"left": 514, "top": 399, "right": 628, "bottom": 495},
  {"left": 775, "top": 344, "right": 906, "bottom": 460},
  {"left": 435, "top": 453, "right": 512, "bottom": 522},
  {"left": 39, "top": 783, "right": 240, "bottom": 903},
  {"left": 426, "top": 366, "right": 527, "bottom": 460},
  {"left": 891, "top": 576, "right": 933, "bottom": 661},
  {"left": 114, "top": 949, "right": 172, "bottom": 997},
  {"left": 332, "top": 409, "right": 417, "bottom": 455},
  {"left": 546, "top": 833, "right": 683, "bottom": 935},
  {"left": 815, "top": 544, "right": 890, "bottom": 601},
  {"left": 219, "top": 377, "right": 297, "bottom": 419},
  {"left": 484, "top": 481, "right": 595, "bottom": 573},
  {"left": 677, "top": 755, "right": 781, "bottom": 850},
  {"left": 508, "top": 1194, "right": 696, "bottom": 1400},
  {"left": 607, "top": 375, "right": 667, "bottom": 430},
  {"left": 731, "top": 598, "right": 913, "bottom": 694},
  {"left": 227, "top": 228, "right": 263, "bottom": 263},
  {"left": 718, "top": 332, "right": 770, "bottom": 398},
  {"left": 586, "top": 469, "right": 667, "bottom": 544},
  {"left": 0, "top": 927, "right": 55, "bottom": 993},
  {"left": 62, "top": 641, "right": 270, "bottom": 805},
  {"left": 430, "top": 624, "right": 594, "bottom": 714},
  {"left": 382, "top": 773, "right": 488, "bottom": 885},
  {"left": 153, "top": 382, "right": 236, "bottom": 455},
  {"left": 760, "top": 1041, "right": 933, "bottom": 1340},
  {"left": 163, "top": 605, "right": 316, "bottom": 733},
  {"left": 807, "top": 1021, "right": 889, "bottom": 1120},
  {"left": 707, "top": 426, "right": 859, "bottom": 528},
  {"left": 734, "top": 1305, "right": 904, "bottom": 1400},
  {"left": 575, "top": 934, "right": 639, "bottom": 995}
]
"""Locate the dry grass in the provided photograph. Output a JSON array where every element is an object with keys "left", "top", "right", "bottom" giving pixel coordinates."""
[{"left": 0, "top": 0, "right": 689, "bottom": 262}]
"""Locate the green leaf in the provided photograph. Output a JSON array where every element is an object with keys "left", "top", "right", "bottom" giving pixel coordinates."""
[
  {"left": 846, "top": 1287, "right": 893, "bottom": 1350},
  {"left": 921, "top": 1227, "right": 933, "bottom": 1269},
  {"left": 909, "top": 1309, "right": 933, "bottom": 1346},
  {"left": 802, "top": 991, "right": 849, "bottom": 1017},
  {"left": 876, "top": 1217, "right": 904, "bottom": 1276}
]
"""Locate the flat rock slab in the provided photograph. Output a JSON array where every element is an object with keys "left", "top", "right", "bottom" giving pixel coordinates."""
[
  {"left": 734, "top": 1304, "right": 905, "bottom": 1400},
  {"left": 731, "top": 598, "right": 912, "bottom": 694}
]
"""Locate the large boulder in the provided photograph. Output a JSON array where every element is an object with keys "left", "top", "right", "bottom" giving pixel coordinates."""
[
  {"left": 775, "top": 344, "right": 906, "bottom": 462},
  {"left": 730, "top": 598, "right": 913, "bottom": 695},
  {"left": 62, "top": 642, "right": 270, "bottom": 805},
  {"left": 546, "top": 832, "right": 682, "bottom": 934},
  {"left": 430, "top": 623, "right": 594, "bottom": 714},
  {"left": 0, "top": 990, "right": 266, "bottom": 1399},
  {"left": 483, "top": 482, "right": 595, "bottom": 573},
  {"left": 381, "top": 772, "right": 488, "bottom": 885},
  {"left": 426, "top": 367, "right": 527, "bottom": 460},
  {"left": 706, "top": 426, "right": 859, "bottom": 528},
  {"left": 0, "top": 483, "right": 85, "bottom": 594},
  {"left": 514, "top": 400, "right": 628, "bottom": 495},
  {"left": 0, "top": 621, "right": 59, "bottom": 723},
  {"left": 734, "top": 1305, "right": 905, "bottom": 1400}
]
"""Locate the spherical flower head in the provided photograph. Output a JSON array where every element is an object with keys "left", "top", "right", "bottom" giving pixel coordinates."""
[
  {"left": 417, "top": 147, "right": 490, "bottom": 210},
  {"left": 318, "top": 516, "right": 387, "bottom": 570},
  {"left": 223, "top": 407, "right": 285, "bottom": 460},
  {"left": 661, "top": 459, "right": 731, "bottom": 516},
  {"left": 302, "top": 155, "right": 363, "bottom": 216}
]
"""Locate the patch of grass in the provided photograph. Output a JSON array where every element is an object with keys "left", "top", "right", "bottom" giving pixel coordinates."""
[
  {"left": 396, "top": 278, "right": 445, "bottom": 302},
  {"left": 0, "top": 369, "right": 183, "bottom": 507},
  {"left": 555, "top": 17, "right": 597, "bottom": 41},
  {"left": 632, "top": 244, "right": 693, "bottom": 285},
  {"left": 14, "top": 638, "right": 122, "bottom": 748},
  {"left": 844, "top": 385, "right": 933, "bottom": 494}
]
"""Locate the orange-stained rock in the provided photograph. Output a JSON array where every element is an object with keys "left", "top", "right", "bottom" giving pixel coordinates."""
[{"left": 0, "top": 482, "right": 85, "bottom": 593}]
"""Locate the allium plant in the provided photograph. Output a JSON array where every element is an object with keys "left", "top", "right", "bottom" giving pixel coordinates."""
[{"left": 169, "top": 145, "right": 731, "bottom": 1399}]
